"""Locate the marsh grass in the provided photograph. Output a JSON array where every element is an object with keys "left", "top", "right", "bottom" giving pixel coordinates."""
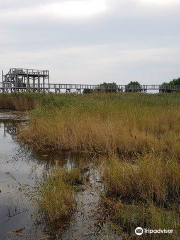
[
  {"left": 36, "top": 166, "right": 83, "bottom": 222},
  {"left": 102, "top": 156, "right": 180, "bottom": 238},
  {"left": 0, "top": 92, "right": 40, "bottom": 110},
  {"left": 0, "top": 94, "right": 14, "bottom": 109},
  {"left": 17, "top": 93, "right": 180, "bottom": 158},
  {"left": 103, "top": 156, "right": 180, "bottom": 205},
  {"left": 2, "top": 92, "right": 180, "bottom": 237},
  {"left": 102, "top": 198, "right": 180, "bottom": 239}
]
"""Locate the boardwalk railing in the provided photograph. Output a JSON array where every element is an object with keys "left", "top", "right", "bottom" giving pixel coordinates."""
[
  {"left": 8, "top": 68, "right": 49, "bottom": 76},
  {"left": 0, "top": 82, "right": 180, "bottom": 93}
]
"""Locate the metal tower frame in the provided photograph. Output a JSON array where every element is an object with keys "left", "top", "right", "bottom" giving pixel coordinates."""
[{"left": 2, "top": 68, "right": 49, "bottom": 92}]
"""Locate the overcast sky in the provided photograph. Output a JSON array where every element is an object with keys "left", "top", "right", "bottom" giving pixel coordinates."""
[{"left": 0, "top": 0, "right": 180, "bottom": 85}]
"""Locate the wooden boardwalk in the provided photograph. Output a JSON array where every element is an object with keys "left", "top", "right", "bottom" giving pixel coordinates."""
[
  {"left": 0, "top": 82, "right": 180, "bottom": 93},
  {"left": 1, "top": 68, "right": 179, "bottom": 93}
]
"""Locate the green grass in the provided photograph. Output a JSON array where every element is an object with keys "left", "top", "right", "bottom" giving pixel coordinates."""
[
  {"left": 102, "top": 198, "right": 180, "bottom": 240},
  {"left": 36, "top": 166, "right": 83, "bottom": 222}
]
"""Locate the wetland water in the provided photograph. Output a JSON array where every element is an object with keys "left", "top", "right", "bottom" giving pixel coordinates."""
[{"left": 0, "top": 112, "right": 120, "bottom": 240}]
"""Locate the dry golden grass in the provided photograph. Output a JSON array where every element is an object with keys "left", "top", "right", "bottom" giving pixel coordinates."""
[
  {"left": 17, "top": 93, "right": 180, "bottom": 158},
  {"left": 2, "top": 92, "right": 180, "bottom": 237},
  {"left": 102, "top": 156, "right": 180, "bottom": 238},
  {"left": 103, "top": 156, "right": 180, "bottom": 204}
]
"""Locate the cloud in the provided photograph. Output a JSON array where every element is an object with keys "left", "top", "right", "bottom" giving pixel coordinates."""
[
  {"left": 140, "top": 0, "right": 179, "bottom": 6},
  {"left": 0, "top": 0, "right": 180, "bottom": 85},
  {"left": 1, "top": 44, "right": 180, "bottom": 85},
  {"left": 0, "top": 0, "right": 108, "bottom": 19}
]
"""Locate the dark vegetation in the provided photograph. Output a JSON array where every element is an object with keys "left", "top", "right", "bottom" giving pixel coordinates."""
[
  {"left": 161, "top": 77, "right": 180, "bottom": 93},
  {"left": 83, "top": 82, "right": 120, "bottom": 94},
  {"left": 125, "top": 81, "right": 142, "bottom": 92},
  {"left": 0, "top": 92, "right": 39, "bottom": 110}
]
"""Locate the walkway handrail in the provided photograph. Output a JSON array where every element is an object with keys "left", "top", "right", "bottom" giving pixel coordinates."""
[{"left": 1, "top": 82, "right": 180, "bottom": 92}]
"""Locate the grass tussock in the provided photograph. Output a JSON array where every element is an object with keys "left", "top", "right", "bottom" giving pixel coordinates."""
[
  {"left": 103, "top": 156, "right": 180, "bottom": 205},
  {"left": 17, "top": 93, "right": 180, "bottom": 158},
  {"left": 102, "top": 157, "right": 180, "bottom": 238},
  {"left": 102, "top": 198, "right": 180, "bottom": 239},
  {"left": 37, "top": 166, "right": 83, "bottom": 222}
]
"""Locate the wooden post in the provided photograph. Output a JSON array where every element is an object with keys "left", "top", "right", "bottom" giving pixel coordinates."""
[
  {"left": 33, "top": 77, "right": 35, "bottom": 91},
  {"left": 27, "top": 69, "right": 29, "bottom": 90},
  {"left": 43, "top": 76, "right": 45, "bottom": 92},
  {"left": 38, "top": 74, "right": 40, "bottom": 92},
  {"left": 47, "top": 71, "right": 50, "bottom": 92}
]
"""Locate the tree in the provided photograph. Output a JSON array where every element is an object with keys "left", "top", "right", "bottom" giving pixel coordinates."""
[
  {"left": 160, "top": 82, "right": 171, "bottom": 93},
  {"left": 160, "top": 77, "right": 180, "bottom": 93},
  {"left": 169, "top": 78, "right": 180, "bottom": 85},
  {"left": 83, "top": 89, "right": 93, "bottom": 94},
  {"left": 125, "top": 81, "right": 142, "bottom": 92},
  {"left": 83, "top": 82, "right": 121, "bottom": 94},
  {"left": 95, "top": 82, "right": 120, "bottom": 93}
]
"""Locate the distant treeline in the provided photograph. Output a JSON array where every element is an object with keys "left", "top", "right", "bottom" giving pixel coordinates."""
[
  {"left": 161, "top": 77, "right": 180, "bottom": 93},
  {"left": 83, "top": 81, "right": 142, "bottom": 94},
  {"left": 83, "top": 78, "right": 180, "bottom": 93}
]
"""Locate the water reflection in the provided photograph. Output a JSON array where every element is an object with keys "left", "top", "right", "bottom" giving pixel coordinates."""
[
  {"left": 3, "top": 122, "right": 18, "bottom": 138},
  {"left": 0, "top": 119, "right": 46, "bottom": 240},
  {"left": 0, "top": 116, "right": 89, "bottom": 240},
  {"left": 0, "top": 113, "right": 120, "bottom": 240}
]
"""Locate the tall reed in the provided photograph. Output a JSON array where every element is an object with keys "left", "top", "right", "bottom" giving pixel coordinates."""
[
  {"left": 102, "top": 156, "right": 180, "bottom": 238},
  {"left": 4, "top": 92, "right": 179, "bottom": 238},
  {"left": 18, "top": 93, "right": 180, "bottom": 158},
  {"left": 103, "top": 156, "right": 180, "bottom": 205}
]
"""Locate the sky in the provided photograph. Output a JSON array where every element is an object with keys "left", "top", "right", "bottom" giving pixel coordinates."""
[{"left": 0, "top": 0, "right": 180, "bottom": 85}]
